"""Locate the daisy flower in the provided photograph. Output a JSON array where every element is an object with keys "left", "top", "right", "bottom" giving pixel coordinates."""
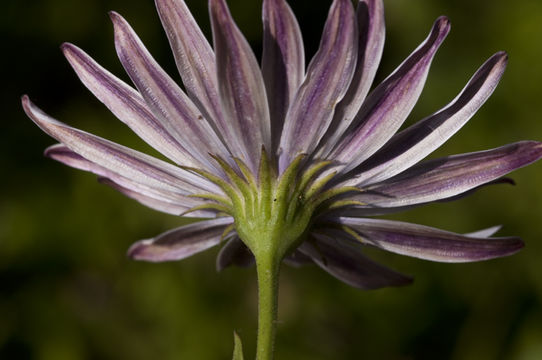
[{"left": 22, "top": 0, "right": 542, "bottom": 358}]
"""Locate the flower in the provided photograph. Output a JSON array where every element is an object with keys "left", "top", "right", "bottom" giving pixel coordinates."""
[{"left": 23, "top": 0, "right": 542, "bottom": 291}]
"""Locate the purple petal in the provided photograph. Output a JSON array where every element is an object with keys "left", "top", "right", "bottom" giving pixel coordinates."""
[
  {"left": 209, "top": 0, "right": 271, "bottom": 172},
  {"left": 279, "top": 0, "right": 358, "bottom": 172},
  {"left": 62, "top": 43, "right": 197, "bottom": 166},
  {"left": 354, "top": 141, "right": 542, "bottom": 208},
  {"left": 44, "top": 144, "right": 207, "bottom": 214},
  {"left": 299, "top": 233, "right": 413, "bottom": 290},
  {"left": 216, "top": 236, "right": 255, "bottom": 272},
  {"left": 329, "top": 17, "right": 451, "bottom": 173},
  {"left": 283, "top": 249, "right": 313, "bottom": 268},
  {"left": 262, "top": 0, "right": 305, "bottom": 150},
  {"left": 98, "top": 177, "right": 214, "bottom": 217},
  {"left": 23, "top": 96, "right": 221, "bottom": 196},
  {"left": 336, "top": 178, "right": 515, "bottom": 217},
  {"left": 110, "top": 12, "right": 232, "bottom": 173},
  {"left": 128, "top": 217, "right": 233, "bottom": 262},
  {"left": 349, "top": 51, "right": 508, "bottom": 185},
  {"left": 336, "top": 217, "right": 524, "bottom": 262},
  {"left": 317, "top": 0, "right": 385, "bottom": 155},
  {"left": 155, "top": 0, "right": 227, "bottom": 135}
]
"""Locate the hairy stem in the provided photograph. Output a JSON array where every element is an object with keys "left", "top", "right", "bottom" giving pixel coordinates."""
[{"left": 255, "top": 255, "right": 281, "bottom": 360}]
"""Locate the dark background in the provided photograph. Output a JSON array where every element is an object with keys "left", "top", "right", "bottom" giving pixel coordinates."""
[{"left": 2, "top": 0, "right": 542, "bottom": 359}]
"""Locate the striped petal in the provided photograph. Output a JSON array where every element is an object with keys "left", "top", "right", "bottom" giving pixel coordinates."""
[
  {"left": 336, "top": 178, "right": 515, "bottom": 217},
  {"left": 128, "top": 217, "right": 233, "bottom": 262},
  {"left": 317, "top": 0, "right": 385, "bottom": 155},
  {"left": 210, "top": 0, "right": 271, "bottom": 172},
  {"left": 299, "top": 232, "right": 413, "bottom": 290},
  {"left": 110, "top": 12, "right": 231, "bottom": 173},
  {"left": 336, "top": 217, "right": 524, "bottom": 262},
  {"left": 62, "top": 43, "right": 196, "bottom": 166},
  {"left": 262, "top": 0, "right": 305, "bottom": 150},
  {"left": 44, "top": 143, "right": 206, "bottom": 216},
  {"left": 216, "top": 236, "right": 255, "bottom": 272},
  {"left": 349, "top": 51, "right": 508, "bottom": 185},
  {"left": 23, "top": 96, "right": 220, "bottom": 196},
  {"left": 279, "top": 0, "right": 357, "bottom": 172},
  {"left": 98, "top": 178, "right": 214, "bottom": 217},
  {"left": 329, "top": 17, "right": 450, "bottom": 173},
  {"left": 354, "top": 141, "right": 542, "bottom": 208},
  {"left": 155, "top": 0, "right": 227, "bottom": 136}
]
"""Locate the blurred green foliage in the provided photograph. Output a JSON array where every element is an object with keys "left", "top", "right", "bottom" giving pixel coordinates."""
[{"left": 2, "top": 0, "right": 542, "bottom": 359}]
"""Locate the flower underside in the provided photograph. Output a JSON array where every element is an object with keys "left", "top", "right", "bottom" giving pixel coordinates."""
[
  {"left": 186, "top": 149, "right": 361, "bottom": 260},
  {"left": 23, "top": 0, "right": 542, "bottom": 291}
]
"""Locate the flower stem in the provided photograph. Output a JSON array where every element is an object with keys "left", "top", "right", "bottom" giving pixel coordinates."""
[{"left": 255, "top": 255, "right": 280, "bottom": 360}]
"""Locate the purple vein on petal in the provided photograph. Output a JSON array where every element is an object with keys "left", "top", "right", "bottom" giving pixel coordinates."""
[
  {"left": 335, "top": 217, "right": 524, "bottom": 262},
  {"left": 62, "top": 43, "right": 196, "bottom": 167},
  {"left": 23, "top": 96, "right": 221, "bottom": 196},
  {"left": 110, "top": 11, "right": 232, "bottom": 174},
  {"left": 317, "top": 0, "right": 385, "bottom": 156},
  {"left": 354, "top": 141, "right": 542, "bottom": 208},
  {"left": 329, "top": 16, "right": 451, "bottom": 173},
  {"left": 45, "top": 144, "right": 209, "bottom": 216},
  {"left": 346, "top": 51, "right": 508, "bottom": 186},
  {"left": 128, "top": 217, "right": 234, "bottom": 262},
  {"left": 155, "top": 0, "right": 228, "bottom": 140},
  {"left": 98, "top": 177, "right": 214, "bottom": 216},
  {"left": 210, "top": 0, "right": 271, "bottom": 173},
  {"left": 278, "top": 0, "right": 358, "bottom": 172},
  {"left": 336, "top": 178, "right": 515, "bottom": 217},
  {"left": 262, "top": 0, "right": 305, "bottom": 151}
]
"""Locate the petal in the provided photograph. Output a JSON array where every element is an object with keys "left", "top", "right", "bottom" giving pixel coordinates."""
[
  {"left": 210, "top": 0, "right": 271, "bottom": 172},
  {"left": 317, "top": 0, "right": 385, "bottom": 155},
  {"left": 465, "top": 226, "right": 502, "bottom": 238},
  {"left": 44, "top": 144, "right": 213, "bottom": 217},
  {"left": 336, "top": 217, "right": 524, "bottom": 262},
  {"left": 128, "top": 217, "right": 233, "bottom": 262},
  {"left": 336, "top": 178, "right": 515, "bottom": 217},
  {"left": 262, "top": 0, "right": 305, "bottom": 150},
  {"left": 23, "top": 96, "right": 220, "bottom": 196},
  {"left": 329, "top": 17, "right": 451, "bottom": 173},
  {"left": 98, "top": 177, "right": 214, "bottom": 217},
  {"left": 216, "top": 236, "right": 255, "bottom": 272},
  {"left": 45, "top": 144, "right": 208, "bottom": 215},
  {"left": 279, "top": 0, "right": 358, "bottom": 172},
  {"left": 110, "top": 12, "right": 232, "bottom": 173},
  {"left": 283, "top": 249, "right": 313, "bottom": 268},
  {"left": 155, "top": 0, "right": 226, "bottom": 129},
  {"left": 350, "top": 51, "right": 508, "bottom": 185},
  {"left": 61, "top": 43, "right": 196, "bottom": 166},
  {"left": 354, "top": 141, "right": 542, "bottom": 208},
  {"left": 299, "top": 233, "right": 413, "bottom": 290}
]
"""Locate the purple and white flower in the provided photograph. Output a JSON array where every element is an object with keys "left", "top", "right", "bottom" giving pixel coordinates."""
[{"left": 23, "top": 0, "right": 542, "bottom": 290}]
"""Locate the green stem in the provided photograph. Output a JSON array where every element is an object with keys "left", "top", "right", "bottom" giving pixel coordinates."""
[{"left": 255, "top": 255, "right": 281, "bottom": 360}]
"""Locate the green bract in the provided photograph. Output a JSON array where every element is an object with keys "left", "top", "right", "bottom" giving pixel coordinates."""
[{"left": 188, "top": 150, "right": 360, "bottom": 263}]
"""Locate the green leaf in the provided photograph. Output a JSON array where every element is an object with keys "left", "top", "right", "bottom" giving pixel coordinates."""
[{"left": 232, "top": 332, "right": 245, "bottom": 360}]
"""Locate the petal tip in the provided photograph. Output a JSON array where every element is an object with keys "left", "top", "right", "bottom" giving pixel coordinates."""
[
  {"left": 109, "top": 11, "right": 125, "bottom": 28},
  {"left": 60, "top": 42, "right": 74, "bottom": 52},
  {"left": 126, "top": 239, "right": 153, "bottom": 260},
  {"left": 433, "top": 16, "right": 451, "bottom": 38},
  {"left": 21, "top": 95, "right": 34, "bottom": 115},
  {"left": 496, "top": 50, "right": 508, "bottom": 60}
]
